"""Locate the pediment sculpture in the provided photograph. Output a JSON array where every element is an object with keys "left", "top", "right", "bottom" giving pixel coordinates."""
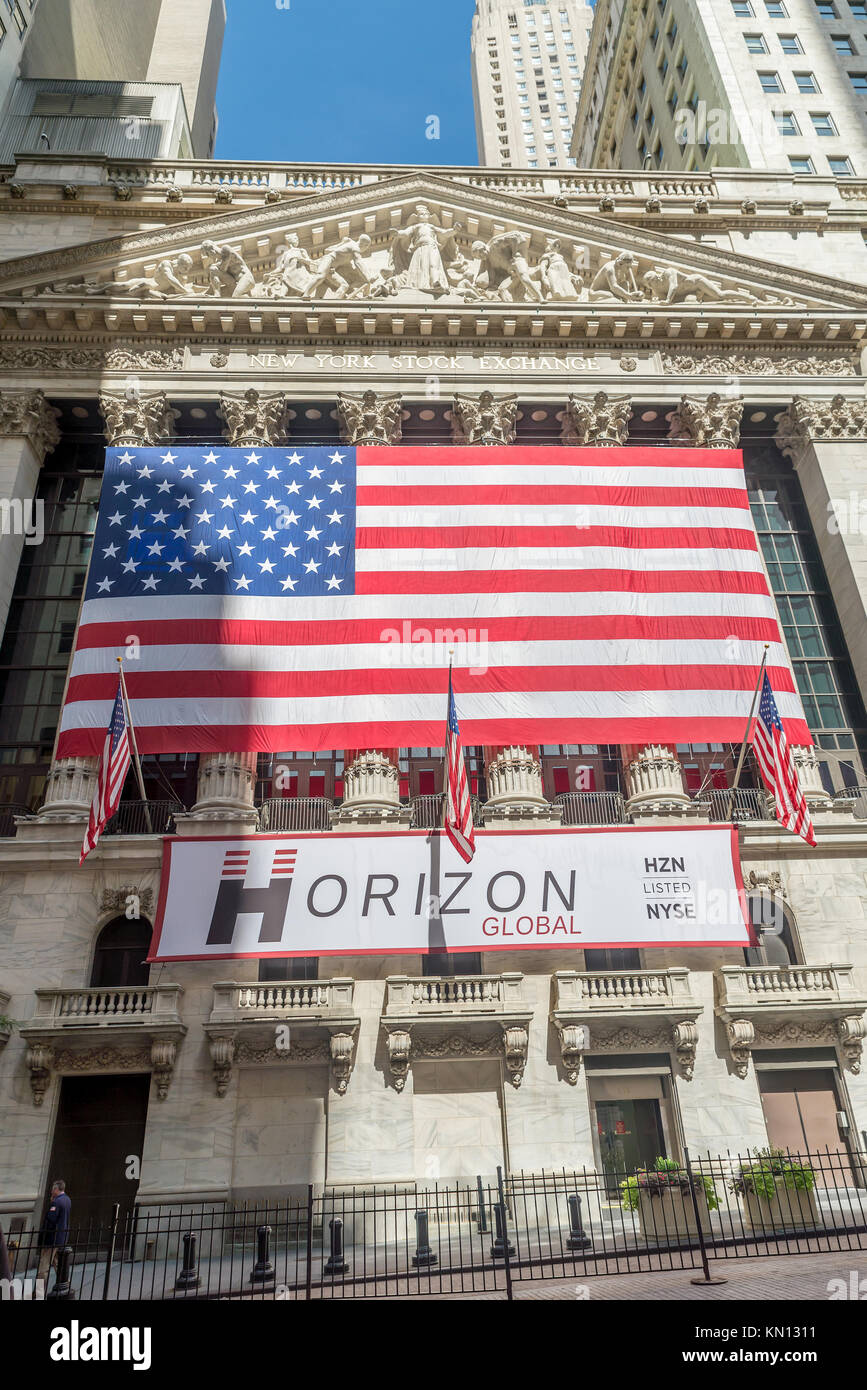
[{"left": 28, "top": 206, "right": 802, "bottom": 310}]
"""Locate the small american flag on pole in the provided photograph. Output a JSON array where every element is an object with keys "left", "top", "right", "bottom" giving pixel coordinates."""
[
  {"left": 444, "top": 667, "right": 475, "bottom": 864},
  {"left": 80, "top": 677, "right": 132, "bottom": 864},
  {"left": 753, "top": 672, "right": 816, "bottom": 847}
]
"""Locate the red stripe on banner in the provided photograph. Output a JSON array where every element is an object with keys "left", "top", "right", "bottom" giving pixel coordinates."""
[
  {"left": 356, "top": 445, "right": 747, "bottom": 470},
  {"left": 357, "top": 484, "right": 752, "bottom": 508},
  {"left": 71, "top": 609, "right": 781, "bottom": 653},
  {"left": 355, "top": 525, "right": 759, "bottom": 551},
  {"left": 57, "top": 716, "right": 815, "bottom": 759},
  {"left": 356, "top": 569, "right": 771, "bottom": 596},
  {"left": 65, "top": 663, "right": 799, "bottom": 705}
]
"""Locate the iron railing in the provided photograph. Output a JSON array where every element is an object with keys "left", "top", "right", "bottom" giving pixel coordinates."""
[
  {"left": 702, "top": 788, "right": 769, "bottom": 823},
  {"left": 258, "top": 797, "right": 334, "bottom": 832},
  {"left": 409, "top": 793, "right": 483, "bottom": 830},
  {"left": 5, "top": 1148, "right": 865, "bottom": 1302},
  {"left": 554, "top": 791, "right": 627, "bottom": 825},
  {"left": 103, "top": 801, "right": 182, "bottom": 836}
]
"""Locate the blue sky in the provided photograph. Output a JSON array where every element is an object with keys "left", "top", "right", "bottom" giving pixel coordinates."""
[{"left": 215, "top": 0, "right": 480, "bottom": 165}]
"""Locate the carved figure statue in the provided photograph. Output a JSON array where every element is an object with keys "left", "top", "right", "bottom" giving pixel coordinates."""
[
  {"left": 588, "top": 251, "right": 642, "bottom": 302},
  {"left": 259, "top": 232, "right": 316, "bottom": 298},
  {"left": 200, "top": 240, "right": 256, "bottom": 298},
  {"left": 472, "top": 230, "right": 543, "bottom": 302},
  {"left": 387, "top": 204, "right": 462, "bottom": 297},
  {"left": 38, "top": 254, "right": 199, "bottom": 300},
  {"left": 537, "top": 237, "right": 580, "bottom": 300},
  {"left": 306, "top": 234, "right": 379, "bottom": 298},
  {"left": 643, "top": 266, "right": 754, "bottom": 305}
]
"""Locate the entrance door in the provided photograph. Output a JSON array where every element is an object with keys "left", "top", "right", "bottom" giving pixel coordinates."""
[
  {"left": 758, "top": 1069, "right": 852, "bottom": 1186},
  {"left": 596, "top": 1099, "right": 666, "bottom": 1189},
  {"left": 44, "top": 1074, "right": 151, "bottom": 1233}
]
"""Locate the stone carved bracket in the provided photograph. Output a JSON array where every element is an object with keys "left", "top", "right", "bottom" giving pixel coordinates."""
[
  {"left": 556, "top": 1023, "right": 590, "bottom": 1084},
  {"left": 726, "top": 1019, "right": 756, "bottom": 1079},
  {"left": 0, "top": 389, "right": 61, "bottom": 459},
  {"left": 555, "top": 1019, "right": 698, "bottom": 1082},
  {"left": 746, "top": 869, "right": 784, "bottom": 896},
  {"left": 26, "top": 1038, "right": 180, "bottom": 1104},
  {"left": 208, "top": 1026, "right": 357, "bottom": 1095},
  {"left": 99, "top": 389, "right": 179, "bottom": 447},
  {"left": 837, "top": 1016, "right": 866, "bottom": 1073},
  {"left": 337, "top": 390, "right": 403, "bottom": 446},
  {"left": 218, "top": 388, "right": 290, "bottom": 447},
  {"left": 667, "top": 392, "right": 743, "bottom": 449},
  {"left": 560, "top": 391, "right": 631, "bottom": 447},
  {"left": 672, "top": 1020, "right": 699, "bottom": 1081},
  {"left": 384, "top": 1022, "right": 529, "bottom": 1089},
  {"left": 384, "top": 1028, "right": 412, "bottom": 1092}
]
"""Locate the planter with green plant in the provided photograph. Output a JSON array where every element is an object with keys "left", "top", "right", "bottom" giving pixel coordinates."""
[
  {"left": 729, "top": 1149, "right": 819, "bottom": 1231},
  {"left": 620, "top": 1158, "right": 718, "bottom": 1243}
]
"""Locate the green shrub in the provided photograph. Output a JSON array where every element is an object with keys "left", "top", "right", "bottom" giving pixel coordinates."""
[
  {"left": 620, "top": 1157, "right": 719, "bottom": 1212},
  {"left": 729, "top": 1147, "right": 815, "bottom": 1200}
]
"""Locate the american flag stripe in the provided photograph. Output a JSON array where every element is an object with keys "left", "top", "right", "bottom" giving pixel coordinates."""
[
  {"left": 57, "top": 445, "right": 810, "bottom": 757},
  {"left": 79, "top": 680, "right": 132, "bottom": 864},
  {"left": 753, "top": 672, "right": 816, "bottom": 846}
]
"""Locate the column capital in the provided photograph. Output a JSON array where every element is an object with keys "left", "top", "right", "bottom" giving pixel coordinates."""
[
  {"left": 218, "top": 388, "right": 290, "bottom": 447},
  {"left": 337, "top": 390, "right": 403, "bottom": 445},
  {"left": 0, "top": 389, "right": 61, "bottom": 460},
  {"left": 667, "top": 392, "right": 743, "bottom": 449},
  {"left": 99, "top": 389, "right": 179, "bottom": 447},
  {"left": 560, "top": 391, "right": 631, "bottom": 447},
  {"left": 451, "top": 391, "right": 517, "bottom": 446},
  {"left": 774, "top": 394, "right": 867, "bottom": 461}
]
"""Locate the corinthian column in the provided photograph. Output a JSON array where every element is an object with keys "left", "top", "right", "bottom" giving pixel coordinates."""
[
  {"left": 624, "top": 745, "right": 695, "bottom": 819},
  {"left": 333, "top": 748, "right": 411, "bottom": 829},
  {"left": 451, "top": 392, "right": 518, "bottom": 446},
  {"left": 185, "top": 752, "right": 259, "bottom": 826},
  {"left": 0, "top": 390, "right": 61, "bottom": 638},
  {"left": 37, "top": 390, "right": 179, "bottom": 827},
  {"left": 337, "top": 390, "right": 403, "bottom": 445},
  {"left": 218, "top": 389, "right": 290, "bottom": 447}
]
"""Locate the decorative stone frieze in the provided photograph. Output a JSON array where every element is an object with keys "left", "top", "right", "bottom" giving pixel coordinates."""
[
  {"left": 0, "top": 389, "right": 61, "bottom": 458},
  {"left": 624, "top": 745, "right": 693, "bottom": 816},
  {"left": 337, "top": 390, "right": 403, "bottom": 445},
  {"left": 218, "top": 388, "right": 289, "bottom": 447},
  {"left": 99, "top": 389, "right": 179, "bottom": 446},
  {"left": 560, "top": 391, "right": 631, "bottom": 446},
  {"left": 483, "top": 746, "right": 562, "bottom": 825},
  {"left": 451, "top": 391, "right": 517, "bottom": 446},
  {"left": 667, "top": 392, "right": 743, "bottom": 449},
  {"left": 774, "top": 394, "right": 867, "bottom": 461}
]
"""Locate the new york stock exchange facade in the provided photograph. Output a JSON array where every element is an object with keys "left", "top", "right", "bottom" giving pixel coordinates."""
[{"left": 1, "top": 151, "right": 867, "bottom": 1225}]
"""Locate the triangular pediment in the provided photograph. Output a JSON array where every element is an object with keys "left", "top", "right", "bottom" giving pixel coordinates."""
[{"left": 0, "top": 171, "right": 864, "bottom": 317}]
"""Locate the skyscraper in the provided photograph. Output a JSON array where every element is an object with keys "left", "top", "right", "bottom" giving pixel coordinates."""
[
  {"left": 471, "top": 0, "right": 594, "bottom": 167},
  {"left": 573, "top": 0, "right": 867, "bottom": 175}
]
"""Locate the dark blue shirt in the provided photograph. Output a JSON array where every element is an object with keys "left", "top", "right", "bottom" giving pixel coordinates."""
[{"left": 43, "top": 1192, "right": 71, "bottom": 1247}]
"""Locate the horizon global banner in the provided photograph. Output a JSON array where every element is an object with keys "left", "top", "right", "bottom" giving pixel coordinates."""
[{"left": 148, "top": 825, "right": 752, "bottom": 961}]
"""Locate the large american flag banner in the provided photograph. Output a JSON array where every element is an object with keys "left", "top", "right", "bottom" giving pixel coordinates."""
[
  {"left": 445, "top": 667, "right": 475, "bottom": 863},
  {"left": 56, "top": 445, "right": 811, "bottom": 756},
  {"left": 80, "top": 678, "right": 131, "bottom": 863},
  {"left": 753, "top": 672, "right": 816, "bottom": 846}
]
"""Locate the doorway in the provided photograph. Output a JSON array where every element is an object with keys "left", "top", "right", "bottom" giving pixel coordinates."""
[
  {"left": 43, "top": 1074, "right": 151, "bottom": 1232},
  {"left": 758, "top": 1068, "right": 852, "bottom": 1185},
  {"left": 588, "top": 1072, "right": 678, "bottom": 1191}
]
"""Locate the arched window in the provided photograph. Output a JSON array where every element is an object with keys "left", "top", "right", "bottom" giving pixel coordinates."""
[
  {"left": 89, "top": 917, "right": 152, "bottom": 988},
  {"left": 744, "top": 893, "right": 800, "bottom": 967}
]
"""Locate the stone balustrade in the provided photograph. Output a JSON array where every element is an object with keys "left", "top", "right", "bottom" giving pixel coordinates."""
[
  {"left": 382, "top": 973, "right": 532, "bottom": 1091},
  {"left": 210, "top": 978, "right": 355, "bottom": 1021},
  {"left": 385, "top": 973, "right": 525, "bottom": 1017},
  {"left": 715, "top": 964, "right": 867, "bottom": 1078},
  {"left": 716, "top": 963, "right": 861, "bottom": 1010},
  {"left": 27, "top": 984, "right": 183, "bottom": 1027},
  {"left": 551, "top": 968, "right": 703, "bottom": 1083},
  {"left": 553, "top": 967, "right": 696, "bottom": 1011}
]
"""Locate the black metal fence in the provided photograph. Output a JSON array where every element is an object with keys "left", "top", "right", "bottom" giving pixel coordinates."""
[{"left": 5, "top": 1148, "right": 866, "bottom": 1302}]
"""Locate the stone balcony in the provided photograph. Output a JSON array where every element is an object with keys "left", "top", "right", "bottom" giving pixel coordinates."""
[
  {"left": 18, "top": 984, "right": 186, "bottom": 1104},
  {"left": 204, "top": 978, "right": 360, "bottom": 1095},
  {"left": 715, "top": 964, "right": 867, "bottom": 1077},
  {"left": 550, "top": 968, "right": 703, "bottom": 1082},
  {"left": 382, "top": 973, "right": 533, "bottom": 1090}
]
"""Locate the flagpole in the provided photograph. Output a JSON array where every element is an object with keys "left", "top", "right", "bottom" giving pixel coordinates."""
[
  {"left": 442, "top": 648, "right": 454, "bottom": 830},
  {"left": 725, "top": 643, "right": 770, "bottom": 824},
  {"left": 116, "top": 656, "right": 153, "bottom": 834}
]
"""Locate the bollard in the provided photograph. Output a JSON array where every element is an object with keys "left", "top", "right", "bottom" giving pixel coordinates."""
[
  {"left": 489, "top": 1202, "right": 516, "bottom": 1260},
  {"left": 324, "top": 1216, "right": 348, "bottom": 1275},
  {"left": 47, "top": 1245, "right": 74, "bottom": 1301},
  {"left": 566, "top": 1194, "right": 592, "bottom": 1250},
  {"left": 476, "top": 1176, "right": 488, "bottom": 1234},
  {"left": 411, "top": 1210, "right": 438, "bottom": 1268},
  {"left": 249, "top": 1224, "right": 275, "bottom": 1285},
  {"left": 175, "top": 1232, "right": 201, "bottom": 1291}
]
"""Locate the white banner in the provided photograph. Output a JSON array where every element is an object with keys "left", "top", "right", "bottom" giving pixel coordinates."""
[{"left": 149, "top": 827, "right": 752, "bottom": 961}]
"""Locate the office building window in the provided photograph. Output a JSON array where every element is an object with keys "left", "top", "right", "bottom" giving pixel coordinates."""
[
  {"left": 759, "top": 71, "right": 784, "bottom": 90},
  {"left": 814, "top": 1, "right": 838, "bottom": 15},
  {"left": 794, "top": 72, "right": 820, "bottom": 91},
  {"left": 732, "top": 0, "right": 754, "bottom": 14},
  {"left": 832, "top": 33, "right": 855, "bottom": 49},
  {"left": 774, "top": 111, "right": 800, "bottom": 133},
  {"left": 811, "top": 112, "right": 838, "bottom": 134},
  {"left": 829, "top": 154, "right": 855, "bottom": 172},
  {"left": 745, "top": 33, "right": 769, "bottom": 50},
  {"left": 779, "top": 33, "right": 803, "bottom": 51},
  {"left": 788, "top": 154, "right": 815, "bottom": 171},
  {"left": 765, "top": 0, "right": 788, "bottom": 13},
  {"left": 850, "top": 72, "right": 867, "bottom": 89}
]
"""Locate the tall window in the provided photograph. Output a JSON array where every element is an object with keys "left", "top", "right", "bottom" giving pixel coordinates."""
[{"left": 90, "top": 917, "right": 152, "bottom": 989}]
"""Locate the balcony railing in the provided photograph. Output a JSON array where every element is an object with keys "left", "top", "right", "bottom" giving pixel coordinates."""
[
  {"left": 553, "top": 968, "right": 699, "bottom": 1014},
  {"left": 554, "top": 791, "right": 627, "bottom": 826},
  {"left": 103, "top": 800, "right": 182, "bottom": 835},
  {"left": 209, "top": 978, "right": 355, "bottom": 1022},
  {"left": 23, "top": 984, "right": 184, "bottom": 1030},
  {"left": 0, "top": 804, "right": 32, "bottom": 838},
  {"left": 834, "top": 785, "right": 867, "bottom": 818},
  {"left": 702, "top": 788, "right": 769, "bottom": 823},
  {"left": 716, "top": 963, "right": 865, "bottom": 1011},
  {"left": 409, "top": 793, "right": 483, "bottom": 830},
  {"left": 385, "top": 973, "right": 526, "bottom": 1017},
  {"left": 258, "top": 796, "right": 334, "bottom": 832}
]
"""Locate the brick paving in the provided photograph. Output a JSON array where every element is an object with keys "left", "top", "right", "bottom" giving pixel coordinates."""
[{"left": 397, "top": 1250, "right": 867, "bottom": 1300}]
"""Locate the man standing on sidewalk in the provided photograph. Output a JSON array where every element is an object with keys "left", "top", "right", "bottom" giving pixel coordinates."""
[{"left": 37, "top": 1179, "right": 70, "bottom": 1285}]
